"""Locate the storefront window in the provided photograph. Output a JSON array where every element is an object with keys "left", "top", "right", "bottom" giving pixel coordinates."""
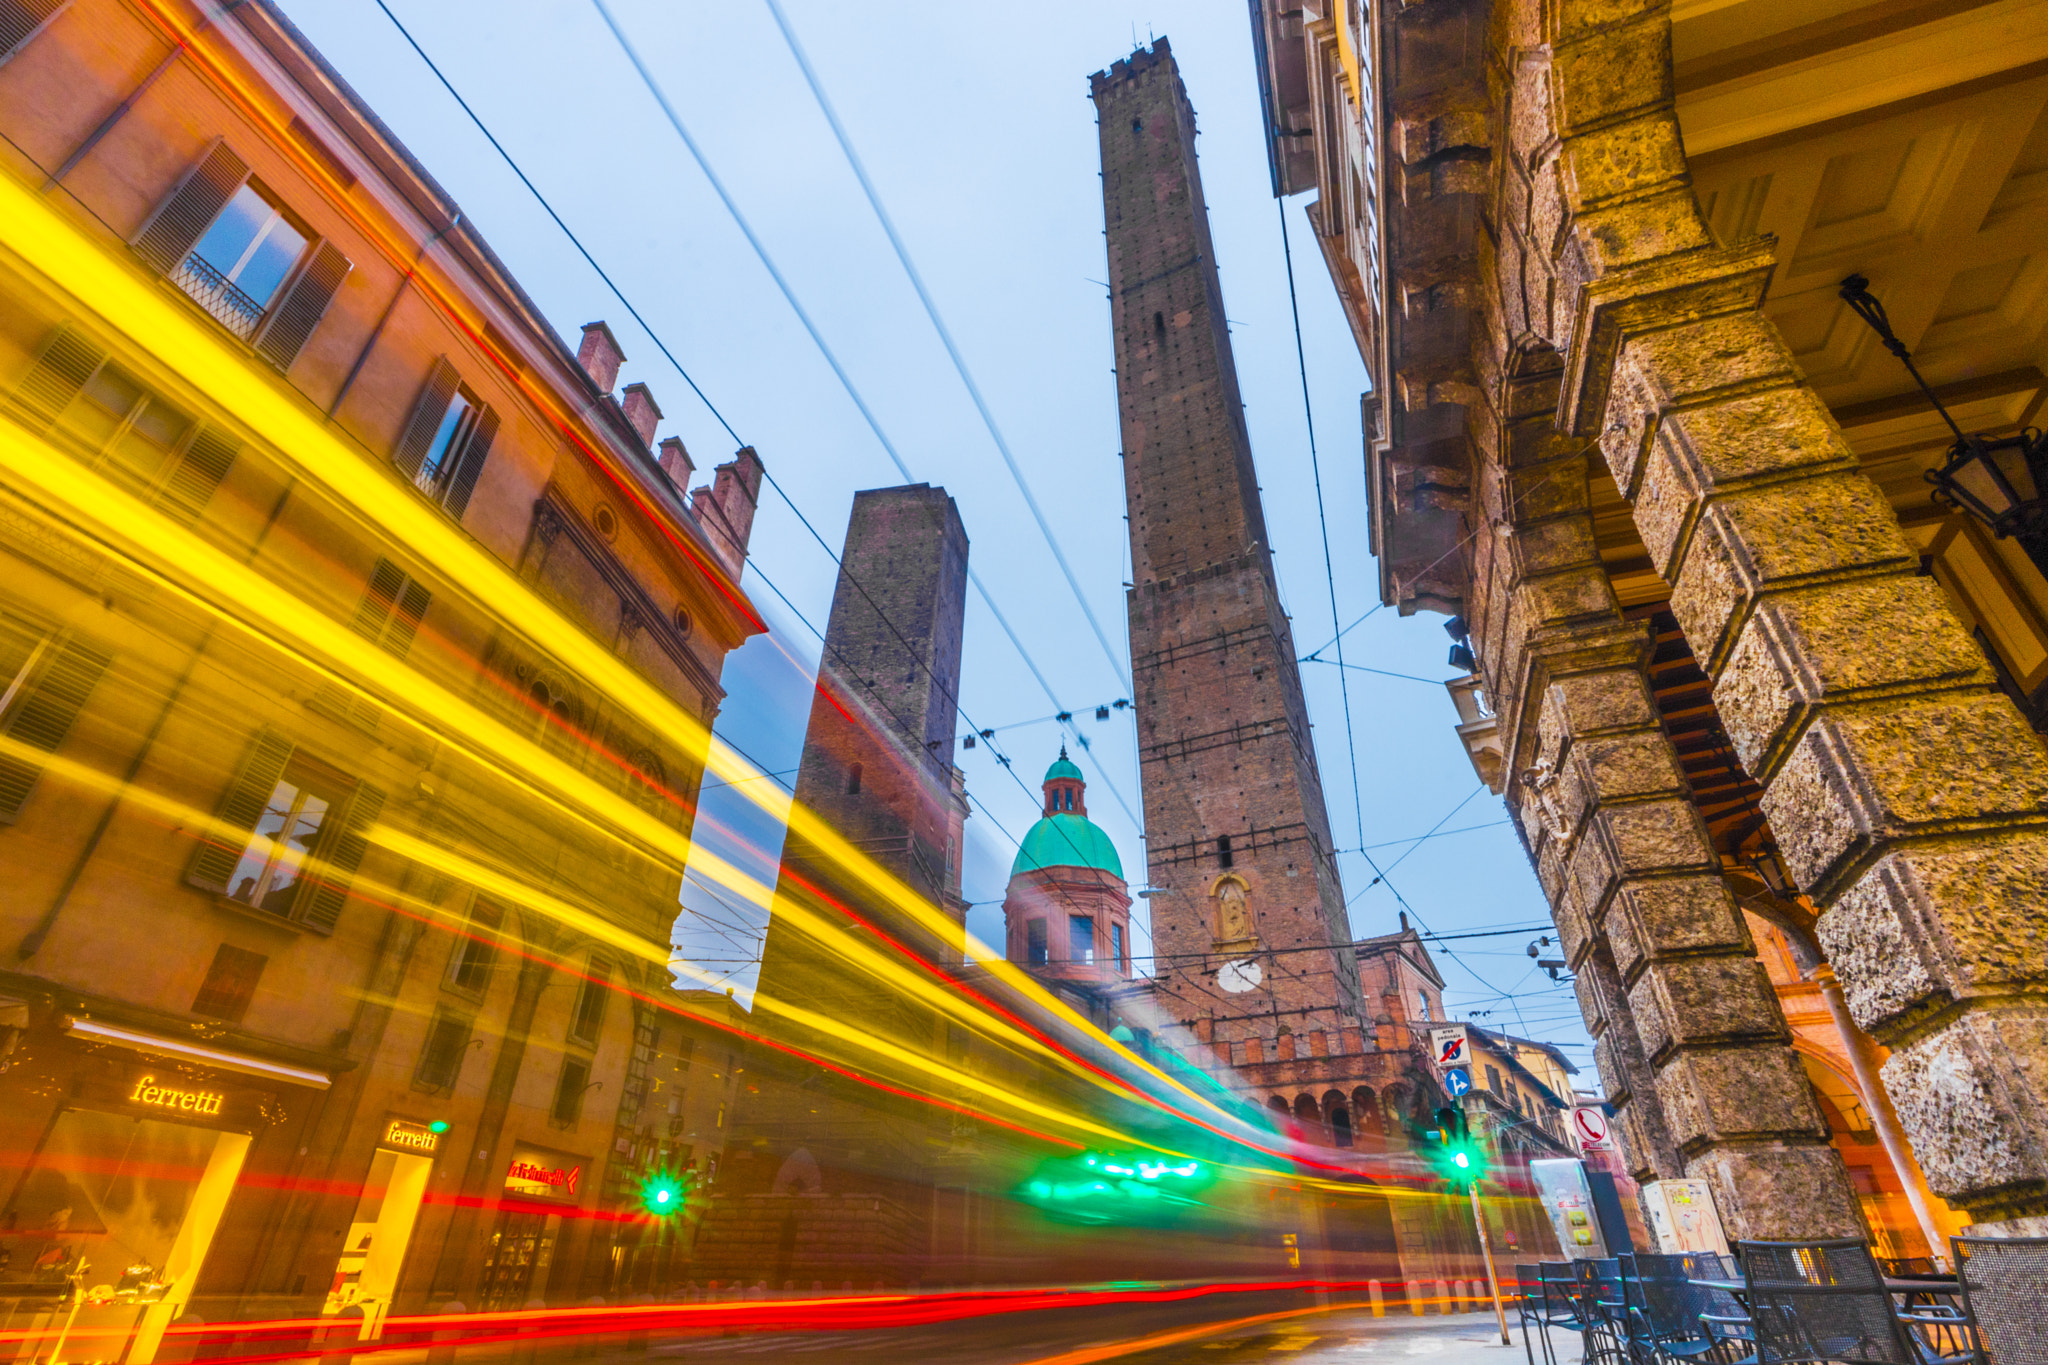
[{"left": 0, "top": 1106, "right": 249, "bottom": 1363}]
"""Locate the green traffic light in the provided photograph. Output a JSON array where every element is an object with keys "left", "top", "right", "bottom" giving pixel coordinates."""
[
  {"left": 640, "top": 1172, "right": 687, "bottom": 1215},
  {"left": 1453, "top": 1150, "right": 1471, "bottom": 1169}
]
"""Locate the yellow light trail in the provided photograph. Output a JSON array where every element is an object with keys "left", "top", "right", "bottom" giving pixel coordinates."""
[{"left": 0, "top": 156, "right": 1306, "bottom": 1155}]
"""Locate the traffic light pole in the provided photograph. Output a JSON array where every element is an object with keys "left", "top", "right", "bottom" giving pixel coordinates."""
[{"left": 1469, "top": 1180, "right": 1510, "bottom": 1345}]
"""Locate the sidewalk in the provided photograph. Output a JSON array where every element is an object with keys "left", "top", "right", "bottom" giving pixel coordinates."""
[{"left": 1278, "top": 1308, "right": 1580, "bottom": 1365}]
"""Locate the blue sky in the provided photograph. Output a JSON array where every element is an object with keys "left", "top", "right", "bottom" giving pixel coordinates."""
[{"left": 278, "top": 0, "right": 1591, "bottom": 1071}]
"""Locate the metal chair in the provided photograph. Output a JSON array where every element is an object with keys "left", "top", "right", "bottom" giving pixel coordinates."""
[
  {"left": 1533, "top": 1261, "right": 1598, "bottom": 1365},
  {"left": 1953, "top": 1234, "right": 2048, "bottom": 1365},
  {"left": 1621, "top": 1252, "right": 1749, "bottom": 1365},
  {"left": 1517, "top": 1263, "right": 1554, "bottom": 1365},
  {"left": 1680, "top": 1251, "right": 1758, "bottom": 1365},
  {"left": 1737, "top": 1239, "right": 1966, "bottom": 1365},
  {"left": 1579, "top": 1258, "right": 1631, "bottom": 1365}
]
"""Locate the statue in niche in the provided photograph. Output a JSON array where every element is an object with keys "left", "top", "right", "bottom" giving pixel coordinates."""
[{"left": 1213, "top": 876, "right": 1255, "bottom": 946}]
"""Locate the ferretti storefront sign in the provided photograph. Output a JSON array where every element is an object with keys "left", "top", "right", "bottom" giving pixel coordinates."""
[
  {"left": 129, "top": 1075, "right": 225, "bottom": 1116},
  {"left": 382, "top": 1118, "right": 443, "bottom": 1153},
  {"left": 504, "top": 1147, "right": 581, "bottom": 1201}
]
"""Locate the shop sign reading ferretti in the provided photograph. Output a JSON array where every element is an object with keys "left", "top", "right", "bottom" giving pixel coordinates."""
[
  {"left": 383, "top": 1118, "right": 442, "bottom": 1153},
  {"left": 129, "top": 1074, "right": 225, "bottom": 1116}
]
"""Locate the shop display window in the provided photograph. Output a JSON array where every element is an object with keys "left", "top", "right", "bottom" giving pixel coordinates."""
[{"left": 0, "top": 1107, "right": 249, "bottom": 1363}]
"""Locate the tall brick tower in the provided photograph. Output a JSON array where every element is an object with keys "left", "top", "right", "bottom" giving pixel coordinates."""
[{"left": 1092, "top": 41, "right": 1366, "bottom": 1063}]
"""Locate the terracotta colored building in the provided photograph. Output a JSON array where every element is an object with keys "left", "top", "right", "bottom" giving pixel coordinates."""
[
  {"left": 1251, "top": 0, "right": 2048, "bottom": 1243},
  {"left": 0, "top": 0, "right": 764, "bottom": 1341}
]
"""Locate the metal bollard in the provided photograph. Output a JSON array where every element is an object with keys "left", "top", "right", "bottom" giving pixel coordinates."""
[
  {"left": 1368, "top": 1281, "right": 1384, "bottom": 1318},
  {"left": 1408, "top": 1279, "right": 1425, "bottom": 1317},
  {"left": 1436, "top": 1279, "right": 1453, "bottom": 1315}
]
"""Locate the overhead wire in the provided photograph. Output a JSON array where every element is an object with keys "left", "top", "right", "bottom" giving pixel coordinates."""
[
  {"left": 581, "top": 0, "right": 1145, "bottom": 830},
  {"left": 1277, "top": 197, "right": 1367, "bottom": 860},
  {"left": 758, "top": 0, "right": 1134, "bottom": 696},
  {"left": 368, "top": 0, "right": 1144, "bottom": 882}
]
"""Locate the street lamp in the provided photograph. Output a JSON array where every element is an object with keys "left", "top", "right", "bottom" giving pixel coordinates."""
[{"left": 1840, "top": 275, "right": 2048, "bottom": 572}]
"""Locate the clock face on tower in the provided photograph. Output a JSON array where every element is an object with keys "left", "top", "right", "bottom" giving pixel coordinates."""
[{"left": 1217, "top": 958, "right": 1263, "bottom": 993}]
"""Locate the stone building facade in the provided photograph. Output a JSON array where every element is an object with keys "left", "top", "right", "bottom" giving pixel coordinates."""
[
  {"left": 1251, "top": 0, "right": 2048, "bottom": 1239},
  {"left": 0, "top": 0, "right": 764, "bottom": 1336}
]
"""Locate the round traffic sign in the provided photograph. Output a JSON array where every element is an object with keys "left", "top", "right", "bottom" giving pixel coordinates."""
[{"left": 1444, "top": 1066, "right": 1472, "bottom": 1097}]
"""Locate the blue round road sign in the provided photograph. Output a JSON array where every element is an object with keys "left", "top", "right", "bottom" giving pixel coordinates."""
[{"left": 1444, "top": 1067, "right": 1472, "bottom": 1097}]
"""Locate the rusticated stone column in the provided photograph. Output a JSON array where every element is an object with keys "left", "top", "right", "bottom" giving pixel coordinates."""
[
  {"left": 1574, "top": 943, "right": 1682, "bottom": 1185},
  {"left": 1472, "top": 364, "right": 1861, "bottom": 1240},
  {"left": 1591, "top": 295, "right": 2048, "bottom": 1232}
]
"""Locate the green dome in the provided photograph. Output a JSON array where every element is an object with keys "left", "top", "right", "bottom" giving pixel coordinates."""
[
  {"left": 1011, "top": 812, "right": 1124, "bottom": 879},
  {"left": 1045, "top": 754, "right": 1084, "bottom": 783}
]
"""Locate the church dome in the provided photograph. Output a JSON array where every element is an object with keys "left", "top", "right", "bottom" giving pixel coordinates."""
[
  {"left": 1011, "top": 812, "right": 1124, "bottom": 879},
  {"left": 1044, "top": 753, "right": 1085, "bottom": 783},
  {"left": 1013, "top": 746, "right": 1123, "bottom": 878}
]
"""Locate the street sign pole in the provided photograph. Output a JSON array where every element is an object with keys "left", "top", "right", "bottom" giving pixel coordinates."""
[
  {"left": 1464, "top": 1096, "right": 1510, "bottom": 1346},
  {"left": 1470, "top": 1176, "right": 1510, "bottom": 1345}
]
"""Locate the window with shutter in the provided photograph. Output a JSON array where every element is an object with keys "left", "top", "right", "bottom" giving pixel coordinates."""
[
  {"left": 315, "top": 560, "right": 430, "bottom": 730},
  {"left": 191, "top": 944, "right": 267, "bottom": 1024},
  {"left": 13, "top": 330, "right": 240, "bottom": 523},
  {"left": 414, "top": 1008, "right": 472, "bottom": 1091},
  {"left": 568, "top": 960, "right": 612, "bottom": 1046},
  {"left": 187, "top": 735, "right": 379, "bottom": 932},
  {"left": 253, "top": 240, "right": 350, "bottom": 371},
  {"left": 552, "top": 1056, "right": 592, "bottom": 1126},
  {"left": 170, "top": 182, "right": 308, "bottom": 339},
  {"left": 133, "top": 140, "right": 250, "bottom": 277},
  {"left": 392, "top": 358, "right": 497, "bottom": 519},
  {"left": 445, "top": 898, "right": 503, "bottom": 997},
  {"left": 0, "top": 614, "right": 110, "bottom": 822},
  {"left": 0, "top": 0, "right": 68, "bottom": 69}
]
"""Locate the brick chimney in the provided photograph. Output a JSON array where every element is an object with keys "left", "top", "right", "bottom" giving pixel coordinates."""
[
  {"left": 690, "top": 446, "right": 764, "bottom": 576},
  {"left": 621, "top": 382, "right": 662, "bottom": 449},
  {"left": 657, "top": 436, "right": 694, "bottom": 487},
  {"left": 577, "top": 321, "right": 625, "bottom": 393}
]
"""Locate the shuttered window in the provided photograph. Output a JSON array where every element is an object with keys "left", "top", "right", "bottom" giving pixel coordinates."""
[
  {"left": 392, "top": 357, "right": 499, "bottom": 520},
  {"left": 191, "top": 944, "right": 267, "bottom": 1024},
  {"left": 12, "top": 327, "right": 240, "bottom": 524},
  {"left": 315, "top": 559, "right": 432, "bottom": 731},
  {"left": 186, "top": 730, "right": 384, "bottom": 933},
  {"left": 414, "top": 1008, "right": 472, "bottom": 1091},
  {"left": 0, "top": 611, "right": 110, "bottom": 822},
  {"left": 130, "top": 140, "right": 349, "bottom": 369},
  {"left": 551, "top": 1056, "right": 591, "bottom": 1126},
  {"left": 0, "top": 0, "right": 68, "bottom": 69},
  {"left": 568, "top": 960, "right": 611, "bottom": 1046}
]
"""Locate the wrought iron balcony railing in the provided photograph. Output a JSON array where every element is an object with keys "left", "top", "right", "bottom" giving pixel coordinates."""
[{"left": 172, "top": 253, "right": 266, "bottom": 340}]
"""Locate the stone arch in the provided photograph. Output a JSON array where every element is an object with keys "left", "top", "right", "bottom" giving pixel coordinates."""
[
  {"left": 1322, "top": 1090, "right": 1353, "bottom": 1148},
  {"left": 1292, "top": 1093, "right": 1323, "bottom": 1142},
  {"left": 1352, "top": 1086, "right": 1383, "bottom": 1137}
]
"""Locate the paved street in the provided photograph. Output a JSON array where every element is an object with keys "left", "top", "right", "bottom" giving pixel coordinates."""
[{"left": 622, "top": 1297, "right": 1567, "bottom": 1365}]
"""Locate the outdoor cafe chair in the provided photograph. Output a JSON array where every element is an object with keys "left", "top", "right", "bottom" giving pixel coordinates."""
[
  {"left": 1619, "top": 1252, "right": 1751, "bottom": 1365},
  {"left": 1517, "top": 1263, "right": 1556, "bottom": 1365},
  {"left": 1579, "top": 1258, "right": 1632, "bottom": 1365},
  {"left": 1953, "top": 1234, "right": 2048, "bottom": 1365},
  {"left": 1736, "top": 1239, "right": 1970, "bottom": 1365}
]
